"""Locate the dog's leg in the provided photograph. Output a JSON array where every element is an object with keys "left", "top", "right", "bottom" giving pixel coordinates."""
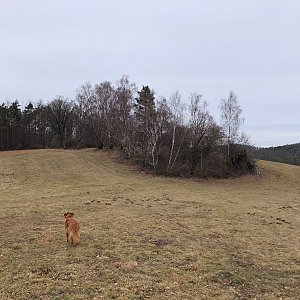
[{"left": 69, "top": 233, "right": 73, "bottom": 244}]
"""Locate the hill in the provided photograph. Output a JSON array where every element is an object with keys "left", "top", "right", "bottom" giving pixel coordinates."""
[
  {"left": 0, "top": 149, "right": 299, "bottom": 299},
  {"left": 252, "top": 143, "right": 300, "bottom": 166}
]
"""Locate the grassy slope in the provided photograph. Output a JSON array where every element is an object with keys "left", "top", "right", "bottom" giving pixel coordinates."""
[{"left": 0, "top": 149, "right": 299, "bottom": 300}]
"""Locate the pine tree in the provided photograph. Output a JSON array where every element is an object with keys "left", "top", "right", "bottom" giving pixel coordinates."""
[{"left": 134, "top": 86, "right": 157, "bottom": 167}]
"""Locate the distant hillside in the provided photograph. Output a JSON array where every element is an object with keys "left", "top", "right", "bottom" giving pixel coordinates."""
[{"left": 252, "top": 143, "right": 300, "bottom": 166}]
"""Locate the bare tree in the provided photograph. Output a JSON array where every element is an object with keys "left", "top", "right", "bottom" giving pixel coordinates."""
[
  {"left": 74, "top": 82, "right": 96, "bottom": 146},
  {"left": 189, "top": 93, "right": 217, "bottom": 175},
  {"left": 47, "top": 96, "right": 74, "bottom": 148},
  {"left": 220, "top": 91, "right": 244, "bottom": 156},
  {"left": 166, "top": 91, "right": 185, "bottom": 173},
  {"left": 94, "top": 81, "right": 116, "bottom": 148},
  {"left": 115, "top": 75, "right": 136, "bottom": 156}
]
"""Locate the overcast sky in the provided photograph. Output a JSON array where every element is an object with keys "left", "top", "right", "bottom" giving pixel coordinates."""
[{"left": 0, "top": 0, "right": 299, "bottom": 147}]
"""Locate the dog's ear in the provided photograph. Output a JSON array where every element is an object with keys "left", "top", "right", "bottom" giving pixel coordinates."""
[
  {"left": 71, "top": 212, "right": 75, "bottom": 216},
  {"left": 64, "top": 212, "right": 67, "bottom": 217}
]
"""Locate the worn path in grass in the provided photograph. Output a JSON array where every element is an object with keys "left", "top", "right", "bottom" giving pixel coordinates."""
[{"left": 0, "top": 149, "right": 299, "bottom": 299}]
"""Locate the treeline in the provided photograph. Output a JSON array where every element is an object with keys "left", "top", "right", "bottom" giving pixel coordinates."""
[
  {"left": 252, "top": 143, "right": 300, "bottom": 166},
  {"left": 0, "top": 76, "right": 256, "bottom": 177}
]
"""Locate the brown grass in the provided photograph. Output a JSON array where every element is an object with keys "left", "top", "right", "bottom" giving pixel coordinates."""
[{"left": 0, "top": 149, "right": 299, "bottom": 299}]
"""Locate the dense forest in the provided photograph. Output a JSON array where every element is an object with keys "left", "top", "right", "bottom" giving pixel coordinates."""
[
  {"left": 252, "top": 143, "right": 300, "bottom": 166},
  {"left": 0, "top": 76, "right": 256, "bottom": 177}
]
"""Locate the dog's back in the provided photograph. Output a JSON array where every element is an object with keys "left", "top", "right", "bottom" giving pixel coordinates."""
[{"left": 64, "top": 212, "right": 80, "bottom": 245}]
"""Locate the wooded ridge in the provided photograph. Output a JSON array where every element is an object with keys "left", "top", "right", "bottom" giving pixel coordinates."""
[{"left": 251, "top": 143, "right": 300, "bottom": 166}]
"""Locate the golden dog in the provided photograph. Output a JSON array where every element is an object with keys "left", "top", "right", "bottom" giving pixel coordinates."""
[{"left": 64, "top": 212, "right": 80, "bottom": 245}]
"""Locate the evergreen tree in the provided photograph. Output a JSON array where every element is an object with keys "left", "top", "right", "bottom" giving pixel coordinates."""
[{"left": 134, "top": 86, "right": 157, "bottom": 166}]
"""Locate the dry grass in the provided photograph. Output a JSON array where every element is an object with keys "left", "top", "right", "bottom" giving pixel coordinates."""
[{"left": 0, "top": 149, "right": 299, "bottom": 300}]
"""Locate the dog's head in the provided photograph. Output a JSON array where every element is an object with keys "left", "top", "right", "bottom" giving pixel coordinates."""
[{"left": 64, "top": 212, "right": 74, "bottom": 219}]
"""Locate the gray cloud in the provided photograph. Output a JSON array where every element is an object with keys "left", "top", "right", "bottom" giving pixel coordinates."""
[{"left": 0, "top": 0, "right": 299, "bottom": 146}]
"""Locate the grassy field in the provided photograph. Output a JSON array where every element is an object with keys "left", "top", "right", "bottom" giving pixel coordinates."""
[{"left": 0, "top": 149, "right": 299, "bottom": 300}]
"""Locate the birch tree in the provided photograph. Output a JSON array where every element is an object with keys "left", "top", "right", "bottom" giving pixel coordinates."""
[
  {"left": 220, "top": 91, "right": 244, "bottom": 157},
  {"left": 166, "top": 91, "right": 185, "bottom": 173}
]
